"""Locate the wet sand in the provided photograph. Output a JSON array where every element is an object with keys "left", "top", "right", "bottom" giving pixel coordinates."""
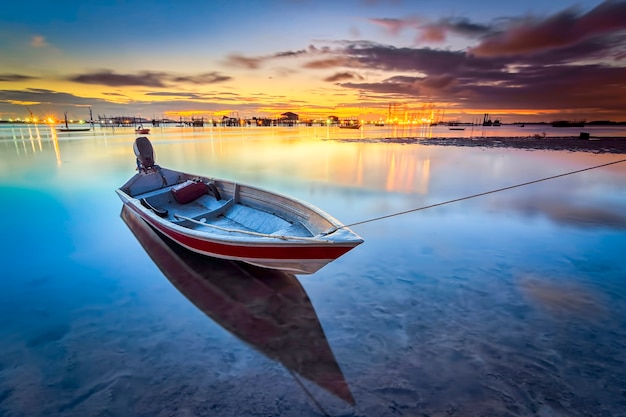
[{"left": 338, "top": 135, "right": 626, "bottom": 154}]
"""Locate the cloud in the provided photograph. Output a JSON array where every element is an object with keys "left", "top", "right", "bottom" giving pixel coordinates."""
[
  {"left": 333, "top": 38, "right": 626, "bottom": 115},
  {"left": 30, "top": 35, "right": 48, "bottom": 48},
  {"left": 171, "top": 72, "right": 231, "bottom": 84},
  {"left": 224, "top": 48, "right": 314, "bottom": 69},
  {"left": 273, "top": 49, "right": 308, "bottom": 58},
  {"left": 0, "top": 88, "right": 106, "bottom": 108},
  {"left": 303, "top": 57, "right": 353, "bottom": 69},
  {"left": 69, "top": 70, "right": 168, "bottom": 87},
  {"left": 0, "top": 87, "right": 258, "bottom": 118},
  {"left": 469, "top": 0, "right": 626, "bottom": 57},
  {"left": 343, "top": 42, "right": 476, "bottom": 73},
  {"left": 224, "top": 54, "right": 264, "bottom": 69},
  {"left": 369, "top": 17, "right": 420, "bottom": 36},
  {"left": 145, "top": 91, "right": 206, "bottom": 99},
  {"left": 324, "top": 72, "right": 364, "bottom": 82},
  {"left": 68, "top": 70, "right": 231, "bottom": 87},
  {"left": 0, "top": 74, "right": 37, "bottom": 82},
  {"left": 370, "top": 16, "right": 490, "bottom": 44}
]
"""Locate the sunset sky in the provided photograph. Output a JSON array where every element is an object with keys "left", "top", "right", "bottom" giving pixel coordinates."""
[{"left": 1, "top": 0, "right": 625, "bottom": 123}]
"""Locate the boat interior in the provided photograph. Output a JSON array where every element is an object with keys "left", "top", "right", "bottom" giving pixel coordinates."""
[{"left": 135, "top": 179, "right": 315, "bottom": 239}]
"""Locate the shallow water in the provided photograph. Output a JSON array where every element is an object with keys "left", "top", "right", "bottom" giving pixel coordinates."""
[{"left": 1, "top": 124, "right": 625, "bottom": 416}]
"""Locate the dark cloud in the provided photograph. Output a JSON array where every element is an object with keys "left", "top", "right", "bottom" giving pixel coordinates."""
[
  {"left": 334, "top": 37, "right": 626, "bottom": 116},
  {"left": 215, "top": 14, "right": 625, "bottom": 118},
  {"left": 343, "top": 42, "right": 501, "bottom": 73},
  {"left": 0, "top": 74, "right": 37, "bottom": 82},
  {"left": 445, "top": 18, "right": 492, "bottom": 37},
  {"left": 0, "top": 87, "right": 262, "bottom": 119},
  {"left": 69, "top": 70, "right": 168, "bottom": 87},
  {"left": 470, "top": 0, "right": 626, "bottom": 57},
  {"left": 0, "top": 88, "right": 110, "bottom": 108},
  {"left": 225, "top": 48, "right": 317, "bottom": 69},
  {"left": 171, "top": 72, "right": 231, "bottom": 84},
  {"left": 145, "top": 91, "right": 205, "bottom": 99},
  {"left": 68, "top": 70, "right": 232, "bottom": 88},
  {"left": 416, "top": 18, "right": 491, "bottom": 43},
  {"left": 274, "top": 49, "right": 308, "bottom": 58},
  {"left": 324, "top": 72, "right": 364, "bottom": 82}
]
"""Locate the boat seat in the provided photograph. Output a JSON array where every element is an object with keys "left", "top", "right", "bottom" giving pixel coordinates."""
[
  {"left": 192, "top": 198, "right": 234, "bottom": 220},
  {"left": 172, "top": 198, "right": 235, "bottom": 228},
  {"left": 171, "top": 180, "right": 221, "bottom": 204}
]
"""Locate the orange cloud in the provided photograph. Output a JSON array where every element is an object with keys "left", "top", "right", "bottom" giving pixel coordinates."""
[{"left": 30, "top": 35, "right": 47, "bottom": 48}]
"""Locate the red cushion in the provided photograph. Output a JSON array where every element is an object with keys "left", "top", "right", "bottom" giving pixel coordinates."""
[{"left": 171, "top": 181, "right": 207, "bottom": 204}]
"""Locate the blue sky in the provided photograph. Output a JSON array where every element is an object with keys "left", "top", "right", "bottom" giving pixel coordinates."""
[{"left": 1, "top": 0, "right": 625, "bottom": 122}]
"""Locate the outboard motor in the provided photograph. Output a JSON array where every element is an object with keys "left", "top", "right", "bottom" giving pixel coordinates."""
[{"left": 133, "top": 136, "right": 155, "bottom": 171}]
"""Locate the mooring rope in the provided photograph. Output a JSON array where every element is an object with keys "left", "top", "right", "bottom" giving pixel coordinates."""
[{"left": 339, "top": 157, "right": 626, "bottom": 230}]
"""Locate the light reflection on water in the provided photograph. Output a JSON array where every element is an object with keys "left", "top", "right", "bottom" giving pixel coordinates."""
[{"left": 0, "top": 125, "right": 625, "bottom": 416}]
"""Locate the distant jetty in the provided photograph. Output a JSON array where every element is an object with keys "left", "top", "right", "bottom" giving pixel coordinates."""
[{"left": 551, "top": 120, "right": 585, "bottom": 127}]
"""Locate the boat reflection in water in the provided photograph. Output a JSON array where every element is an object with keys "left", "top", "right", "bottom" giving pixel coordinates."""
[{"left": 121, "top": 206, "right": 355, "bottom": 405}]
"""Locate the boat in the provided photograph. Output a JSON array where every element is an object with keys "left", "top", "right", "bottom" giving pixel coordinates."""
[
  {"left": 449, "top": 127, "right": 465, "bottom": 131},
  {"left": 116, "top": 137, "right": 364, "bottom": 274},
  {"left": 339, "top": 123, "right": 361, "bottom": 129},
  {"left": 135, "top": 125, "right": 150, "bottom": 134},
  {"left": 57, "top": 112, "right": 91, "bottom": 132},
  {"left": 121, "top": 205, "right": 355, "bottom": 405},
  {"left": 481, "top": 114, "right": 500, "bottom": 126}
]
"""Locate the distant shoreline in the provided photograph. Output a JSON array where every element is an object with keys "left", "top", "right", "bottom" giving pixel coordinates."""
[{"left": 333, "top": 135, "right": 626, "bottom": 154}]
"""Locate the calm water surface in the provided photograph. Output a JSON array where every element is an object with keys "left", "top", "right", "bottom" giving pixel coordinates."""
[{"left": 1, "top": 124, "right": 625, "bottom": 416}]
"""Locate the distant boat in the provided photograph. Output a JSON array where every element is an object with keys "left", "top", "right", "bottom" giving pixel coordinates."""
[
  {"left": 339, "top": 121, "right": 361, "bottom": 129},
  {"left": 120, "top": 205, "right": 355, "bottom": 405},
  {"left": 482, "top": 114, "right": 500, "bottom": 126},
  {"left": 449, "top": 127, "right": 465, "bottom": 131},
  {"left": 57, "top": 112, "right": 90, "bottom": 132},
  {"left": 135, "top": 125, "right": 150, "bottom": 134}
]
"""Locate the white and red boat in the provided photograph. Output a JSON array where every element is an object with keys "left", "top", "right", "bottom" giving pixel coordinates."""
[
  {"left": 116, "top": 137, "right": 363, "bottom": 274},
  {"left": 135, "top": 125, "right": 150, "bottom": 134}
]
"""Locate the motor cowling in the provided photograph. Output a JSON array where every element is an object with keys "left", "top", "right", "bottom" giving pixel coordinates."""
[{"left": 133, "top": 136, "right": 155, "bottom": 170}]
